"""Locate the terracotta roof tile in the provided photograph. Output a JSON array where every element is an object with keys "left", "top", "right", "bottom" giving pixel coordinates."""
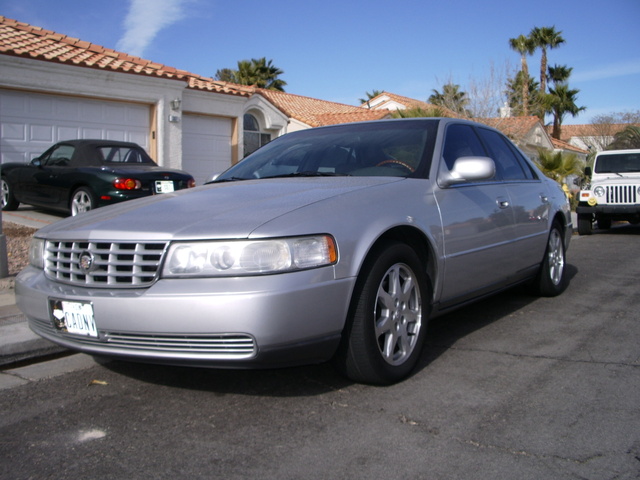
[
  {"left": 257, "top": 89, "right": 389, "bottom": 127},
  {"left": 546, "top": 123, "right": 638, "bottom": 142},
  {"left": 0, "top": 15, "right": 251, "bottom": 97},
  {"left": 365, "top": 92, "right": 461, "bottom": 118},
  {"left": 476, "top": 116, "right": 542, "bottom": 139},
  {"left": 550, "top": 137, "right": 589, "bottom": 154}
]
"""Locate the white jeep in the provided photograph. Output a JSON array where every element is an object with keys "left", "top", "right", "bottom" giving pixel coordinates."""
[{"left": 577, "top": 149, "right": 640, "bottom": 235}]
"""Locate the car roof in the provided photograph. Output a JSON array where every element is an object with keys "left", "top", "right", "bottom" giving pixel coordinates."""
[{"left": 55, "top": 139, "right": 142, "bottom": 148}]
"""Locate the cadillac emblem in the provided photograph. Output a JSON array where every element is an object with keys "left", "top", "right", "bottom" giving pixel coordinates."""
[{"left": 79, "top": 251, "right": 95, "bottom": 273}]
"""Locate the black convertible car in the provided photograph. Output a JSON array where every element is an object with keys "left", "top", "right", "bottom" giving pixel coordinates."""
[{"left": 1, "top": 139, "right": 195, "bottom": 216}]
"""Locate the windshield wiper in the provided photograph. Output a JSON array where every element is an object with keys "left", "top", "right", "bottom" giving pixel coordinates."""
[
  {"left": 262, "top": 171, "right": 350, "bottom": 179},
  {"left": 207, "top": 176, "right": 248, "bottom": 184}
]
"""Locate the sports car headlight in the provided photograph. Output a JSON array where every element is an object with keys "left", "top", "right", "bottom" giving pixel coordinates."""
[
  {"left": 28, "top": 237, "right": 45, "bottom": 269},
  {"left": 162, "top": 235, "right": 338, "bottom": 277}
]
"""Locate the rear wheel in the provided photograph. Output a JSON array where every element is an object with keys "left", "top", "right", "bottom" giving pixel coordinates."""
[
  {"left": 534, "top": 221, "right": 568, "bottom": 297},
  {"left": 1, "top": 176, "right": 19, "bottom": 211},
  {"left": 70, "top": 187, "right": 96, "bottom": 216},
  {"left": 335, "top": 241, "right": 430, "bottom": 385}
]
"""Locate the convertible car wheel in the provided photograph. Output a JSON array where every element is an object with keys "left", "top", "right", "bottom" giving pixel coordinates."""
[
  {"left": 336, "top": 241, "right": 430, "bottom": 385},
  {"left": 1, "top": 177, "right": 19, "bottom": 211},
  {"left": 535, "top": 222, "right": 568, "bottom": 297},
  {"left": 70, "top": 187, "right": 96, "bottom": 216}
]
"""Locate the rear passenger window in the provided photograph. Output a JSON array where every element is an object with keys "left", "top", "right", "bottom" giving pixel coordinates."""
[{"left": 477, "top": 128, "right": 529, "bottom": 181}]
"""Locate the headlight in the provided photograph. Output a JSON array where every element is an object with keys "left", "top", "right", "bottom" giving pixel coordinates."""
[
  {"left": 28, "top": 238, "right": 45, "bottom": 269},
  {"left": 593, "top": 186, "right": 605, "bottom": 197},
  {"left": 162, "top": 235, "right": 338, "bottom": 277}
]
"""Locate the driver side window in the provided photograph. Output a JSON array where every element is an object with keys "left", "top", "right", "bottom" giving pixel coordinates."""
[
  {"left": 442, "top": 124, "right": 487, "bottom": 169},
  {"left": 43, "top": 145, "right": 74, "bottom": 167}
]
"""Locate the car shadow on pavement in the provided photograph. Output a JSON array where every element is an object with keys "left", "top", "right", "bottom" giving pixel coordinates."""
[
  {"left": 100, "top": 263, "right": 579, "bottom": 396},
  {"left": 414, "top": 262, "right": 580, "bottom": 375}
]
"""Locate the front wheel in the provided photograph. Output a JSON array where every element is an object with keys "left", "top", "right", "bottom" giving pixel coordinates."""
[
  {"left": 70, "top": 187, "right": 96, "bottom": 216},
  {"left": 577, "top": 213, "right": 592, "bottom": 235},
  {"left": 534, "top": 222, "right": 568, "bottom": 297},
  {"left": 335, "top": 241, "right": 430, "bottom": 385}
]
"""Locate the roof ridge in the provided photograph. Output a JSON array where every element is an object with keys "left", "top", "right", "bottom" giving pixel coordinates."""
[{"left": 0, "top": 15, "right": 251, "bottom": 97}]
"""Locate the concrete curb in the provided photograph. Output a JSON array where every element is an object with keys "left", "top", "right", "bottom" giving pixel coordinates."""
[{"left": 0, "top": 282, "right": 68, "bottom": 367}]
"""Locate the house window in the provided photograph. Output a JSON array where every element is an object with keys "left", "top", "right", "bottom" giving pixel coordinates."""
[{"left": 244, "top": 114, "right": 271, "bottom": 156}]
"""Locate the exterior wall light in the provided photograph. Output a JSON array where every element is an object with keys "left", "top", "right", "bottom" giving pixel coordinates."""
[{"left": 170, "top": 98, "right": 181, "bottom": 111}]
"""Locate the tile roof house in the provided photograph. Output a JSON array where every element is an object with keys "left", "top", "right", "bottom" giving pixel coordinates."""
[
  {"left": 362, "top": 91, "right": 460, "bottom": 118},
  {"left": 364, "top": 91, "right": 589, "bottom": 161},
  {"left": 0, "top": 16, "right": 385, "bottom": 184},
  {"left": 546, "top": 123, "right": 640, "bottom": 153},
  {"left": 257, "top": 89, "right": 389, "bottom": 131}
]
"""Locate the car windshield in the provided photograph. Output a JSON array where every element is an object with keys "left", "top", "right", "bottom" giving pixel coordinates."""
[
  {"left": 595, "top": 152, "right": 640, "bottom": 174},
  {"left": 215, "top": 120, "right": 436, "bottom": 181},
  {"left": 99, "top": 146, "right": 155, "bottom": 164}
]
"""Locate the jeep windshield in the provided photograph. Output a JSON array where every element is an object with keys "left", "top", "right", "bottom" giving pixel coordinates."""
[{"left": 595, "top": 152, "right": 640, "bottom": 174}]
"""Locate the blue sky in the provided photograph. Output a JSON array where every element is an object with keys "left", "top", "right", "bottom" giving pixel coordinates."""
[{"left": 2, "top": 0, "right": 639, "bottom": 125}]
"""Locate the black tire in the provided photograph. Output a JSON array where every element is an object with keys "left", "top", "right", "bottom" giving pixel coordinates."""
[
  {"left": 534, "top": 221, "right": 568, "bottom": 297},
  {"left": 334, "top": 241, "right": 430, "bottom": 385},
  {"left": 70, "top": 187, "right": 96, "bottom": 216},
  {"left": 577, "top": 213, "right": 592, "bottom": 236},
  {"left": 1, "top": 176, "right": 19, "bottom": 211}
]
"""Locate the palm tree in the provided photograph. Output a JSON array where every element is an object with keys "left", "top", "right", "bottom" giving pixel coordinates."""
[
  {"left": 536, "top": 148, "right": 583, "bottom": 184},
  {"left": 509, "top": 34, "right": 536, "bottom": 115},
  {"left": 506, "top": 71, "right": 540, "bottom": 116},
  {"left": 428, "top": 83, "right": 470, "bottom": 116},
  {"left": 606, "top": 125, "right": 640, "bottom": 149},
  {"left": 530, "top": 26, "right": 565, "bottom": 95},
  {"left": 547, "top": 64, "right": 572, "bottom": 84},
  {"left": 545, "top": 84, "right": 586, "bottom": 139},
  {"left": 215, "top": 58, "right": 287, "bottom": 91},
  {"left": 359, "top": 90, "right": 383, "bottom": 106}
]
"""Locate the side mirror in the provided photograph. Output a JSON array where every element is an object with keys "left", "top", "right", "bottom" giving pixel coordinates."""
[
  {"left": 31, "top": 158, "right": 43, "bottom": 168},
  {"left": 584, "top": 166, "right": 592, "bottom": 177},
  {"left": 439, "top": 156, "right": 496, "bottom": 187}
]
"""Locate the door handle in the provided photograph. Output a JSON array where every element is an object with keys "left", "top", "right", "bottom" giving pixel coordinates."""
[{"left": 496, "top": 197, "right": 510, "bottom": 209}]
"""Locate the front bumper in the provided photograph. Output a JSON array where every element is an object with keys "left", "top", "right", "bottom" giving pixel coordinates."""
[
  {"left": 16, "top": 266, "right": 354, "bottom": 368},
  {"left": 576, "top": 204, "right": 640, "bottom": 215}
]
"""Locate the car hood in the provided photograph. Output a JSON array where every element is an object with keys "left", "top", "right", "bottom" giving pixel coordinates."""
[{"left": 38, "top": 177, "right": 404, "bottom": 240}]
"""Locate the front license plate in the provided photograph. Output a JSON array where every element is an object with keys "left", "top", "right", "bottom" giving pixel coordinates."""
[
  {"left": 155, "top": 180, "right": 175, "bottom": 193},
  {"left": 50, "top": 299, "right": 98, "bottom": 338}
]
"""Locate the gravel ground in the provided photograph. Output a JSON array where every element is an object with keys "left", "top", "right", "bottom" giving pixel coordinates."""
[{"left": 2, "top": 222, "right": 37, "bottom": 276}]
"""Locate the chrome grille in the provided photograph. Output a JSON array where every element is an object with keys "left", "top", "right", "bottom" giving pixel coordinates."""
[
  {"left": 104, "top": 333, "right": 256, "bottom": 358},
  {"left": 606, "top": 185, "right": 638, "bottom": 205},
  {"left": 44, "top": 240, "right": 167, "bottom": 288},
  {"left": 28, "top": 318, "right": 256, "bottom": 359}
]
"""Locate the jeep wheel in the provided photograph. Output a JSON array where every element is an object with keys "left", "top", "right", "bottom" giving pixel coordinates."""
[{"left": 577, "top": 213, "right": 592, "bottom": 236}]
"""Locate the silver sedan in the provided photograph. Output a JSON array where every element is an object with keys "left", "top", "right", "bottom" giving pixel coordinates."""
[{"left": 16, "top": 118, "right": 572, "bottom": 384}]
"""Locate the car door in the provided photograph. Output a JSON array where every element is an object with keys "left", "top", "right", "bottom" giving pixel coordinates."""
[
  {"left": 433, "top": 123, "right": 516, "bottom": 304},
  {"left": 20, "top": 144, "right": 76, "bottom": 208},
  {"left": 475, "top": 127, "right": 550, "bottom": 273}
]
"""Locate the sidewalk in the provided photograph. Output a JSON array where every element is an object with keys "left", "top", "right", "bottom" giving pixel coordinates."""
[{"left": 0, "top": 276, "right": 66, "bottom": 367}]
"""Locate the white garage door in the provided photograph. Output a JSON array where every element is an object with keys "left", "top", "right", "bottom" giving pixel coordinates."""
[
  {"left": 182, "top": 114, "right": 232, "bottom": 185},
  {"left": 0, "top": 89, "right": 150, "bottom": 164}
]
